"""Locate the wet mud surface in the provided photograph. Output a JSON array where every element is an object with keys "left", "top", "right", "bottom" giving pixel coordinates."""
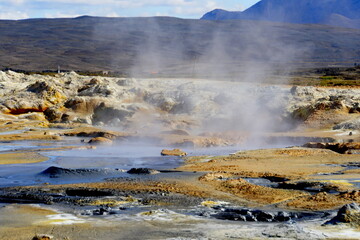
[{"left": 0, "top": 133, "right": 359, "bottom": 239}]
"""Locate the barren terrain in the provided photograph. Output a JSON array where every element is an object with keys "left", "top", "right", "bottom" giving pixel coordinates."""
[{"left": 0, "top": 71, "right": 360, "bottom": 239}]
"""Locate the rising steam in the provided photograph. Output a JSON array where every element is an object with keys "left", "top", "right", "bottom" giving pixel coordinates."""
[{"left": 92, "top": 17, "right": 310, "bottom": 147}]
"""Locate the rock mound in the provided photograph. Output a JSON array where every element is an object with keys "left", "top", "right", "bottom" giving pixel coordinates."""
[
  {"left": 161, "top": 149, "right": 187, "bottom": 156},
  {"left": 127, "top": 168, "right": 160, "bottom": 175},
  {"left": 333, "top": 118, "right": 360, "bottom": 130},
  {"left": 325, "top": 203, "right": 360, "bottom": 225},
  {"left": 200, "top": 205, "right": 322, "bottom": 223},
  {"left": 303, "top": 142, "right": 360, "bottom": 154},
  {"left": 40, "top": 166, "right": 112, "bottom": 178}
]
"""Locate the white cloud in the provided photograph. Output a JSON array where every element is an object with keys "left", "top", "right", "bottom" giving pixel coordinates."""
[
  {"left": 30, "top": 0, "right": 191, "bottom": 7},
  {"left": 231, "top": 3, "right": 247, "bottom": 11},
  {"left": 0, "top": 0, "right": 251, "bottom": 19},
  {"left": 44, "top": 12, "right": 81, "bottom": 18},
  {"left": 11, "top": 0, "right": 26, "bottom": 5},
  {"left": 170, "top": 0, "right": 226, "bottom": 17},
  {"left": 105, "top": 12, "right": 121, "bottom": 17},
  {"left": 0, "top": 10, "right": 29, "bottom": 19}
]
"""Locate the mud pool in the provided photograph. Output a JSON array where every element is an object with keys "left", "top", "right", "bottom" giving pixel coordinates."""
[
  {"left": 1, "top": 137, "right": 360, "bottom": 239},
  {"left": 0, "top": 139, "right": 244, "bottom": 188}
]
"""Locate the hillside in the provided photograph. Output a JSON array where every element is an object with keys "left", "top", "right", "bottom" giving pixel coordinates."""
[
  {"left": 1, "top": 16, "right": 360, "bottom": 76},
  {"left": 202, "top": 0, "right": 360, "bottom": 29}
]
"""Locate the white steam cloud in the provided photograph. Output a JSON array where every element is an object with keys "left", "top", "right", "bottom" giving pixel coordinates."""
[{"left": 92, "top": 17, "right": 309, "bottom": 147}]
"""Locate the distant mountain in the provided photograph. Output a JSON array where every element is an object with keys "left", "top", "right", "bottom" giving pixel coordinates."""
[
  {"left": 201, "top": 0, "right": 360, "bottom": 29},
  {"left": 1, "top": 16, "right": 360, "bottom": 75}
]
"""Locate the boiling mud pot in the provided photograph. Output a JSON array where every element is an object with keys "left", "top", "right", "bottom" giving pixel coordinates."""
[{"left": 0, "top": 142, "right": 174, "bottom": 187}]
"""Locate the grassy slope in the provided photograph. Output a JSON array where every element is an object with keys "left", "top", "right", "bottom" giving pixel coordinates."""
[{"left": 1, "top": 16, "right": 360, "bottom": 78}]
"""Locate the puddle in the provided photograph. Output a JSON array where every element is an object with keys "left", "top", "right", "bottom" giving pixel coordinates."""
[
  {"left": 244, "top": 178, "right": 280, "bottom": 188},
  {"left": 0, "top": 140, "right": 247, "bottom": 188},
  {"left": 0, "top": 129, "right": 25, "bottom": 135}
]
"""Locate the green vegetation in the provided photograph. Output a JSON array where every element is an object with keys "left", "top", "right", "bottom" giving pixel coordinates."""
[
  {"left": 318, "top": 79, "right": 360, "bottom": 87},
  {"left": 319, "top": 76, "right": 337, "bottom": 80}
]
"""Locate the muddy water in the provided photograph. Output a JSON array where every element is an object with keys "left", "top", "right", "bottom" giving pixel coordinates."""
[
  {"left": 0, "top": 139, "right": 243, "bottom": 187},
  {"left": 1, "top": 139, "right": 360, "bottom": 239}
]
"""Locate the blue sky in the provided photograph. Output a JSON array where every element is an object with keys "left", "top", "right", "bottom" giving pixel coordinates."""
[{"left": 0, "top": 0, "right": 260, "bottom": 20}]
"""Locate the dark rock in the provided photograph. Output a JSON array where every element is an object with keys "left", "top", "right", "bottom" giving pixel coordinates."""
[
  {"left": 303, "top": 142, "right": 360, "bottom": 154},
  {"left": 225, "top": 208, "right": 250, "bottom": 215},
  {"left": 89, "top": 78, "right": 101, "bottom": 85},
  {"left": 337, "top": 203, "right": 360, "bottom": 219},
  {"left": 60, "top": 113, "right": 72, "bottom": 122},
  {"left": 245, "top": 212, "right": 257, "bottom": 222},
  {"left": 27, "top": 81, "right": 52, "bottom": 93},
  {"left": 211, "top": 211, "right": 247, "bottom": 221},
  {"left": 93, "top": 207, "right": 110, "bottom": 215},
  {"left": 43, "top": 107, "right": 62, "bottom": 122},
  {"left": 65, "top": 189, "right": 114, "bottom": 197},
  {"left": 275, "top": 211, "right": 291, "bottom": 222},
  {"left": 92, "top": 103, "right": 134, "bottom": 124},
  {"left": 263, "top": 176, "right": 289, "bottom": 182},
  {"left": 209, "top": 208, "right": 283, "bottom": 222},
  {"left": 64, "top": 97, "right": 84, "bottom": 109},
  {"left": 40, "top": 166, "right": 110, "bottom": 178},
  {"left": 325, "top": 203, "right": 360, "bottom": 225},
  {"left": 252, "top": 210, "right": 274, "bottom": 222},
  {"left": 127, "top": 168, "right": 160, "bottom": 175}
]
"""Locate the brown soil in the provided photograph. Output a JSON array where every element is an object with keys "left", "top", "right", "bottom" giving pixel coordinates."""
[
  {"left": 161, "top": 149, "right": 187, "bottom": 156},
  {"left": 199, "top": 174, "right": 308, "bottom": 205},
  {"left": 177, "top": 147, "right": 360, "bottom": 210},
  {"left": 0, "top": 152, "right": 48, "bottom": 164},
  {"left": 284, "top": 192, "right": 350, "bottom": 210},
  {"left": 179, "top": 147, "right": 347, "bottom": 178},
  {"left": 0, "top": 133, "right": 62, "bottom": 141},
  {"left": 62, "top": 126, "right": 127, "bottom": 139}
]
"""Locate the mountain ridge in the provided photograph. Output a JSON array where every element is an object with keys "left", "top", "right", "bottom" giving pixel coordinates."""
[
  {"left": 201, "top": 0, "right": 360, "bottom": 29},
  {"left": 1, "top": 16, "right": 360, "bottom": 75}
]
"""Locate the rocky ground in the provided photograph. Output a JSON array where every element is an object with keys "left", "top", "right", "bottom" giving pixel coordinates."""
[{"left": 1, "top": 71, "right": 360, "bottom": 239}]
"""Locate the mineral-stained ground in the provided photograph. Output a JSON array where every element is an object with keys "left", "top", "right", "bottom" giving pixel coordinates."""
[{"left": 0, "top": 71, "right": 360, "bottom": 239}]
